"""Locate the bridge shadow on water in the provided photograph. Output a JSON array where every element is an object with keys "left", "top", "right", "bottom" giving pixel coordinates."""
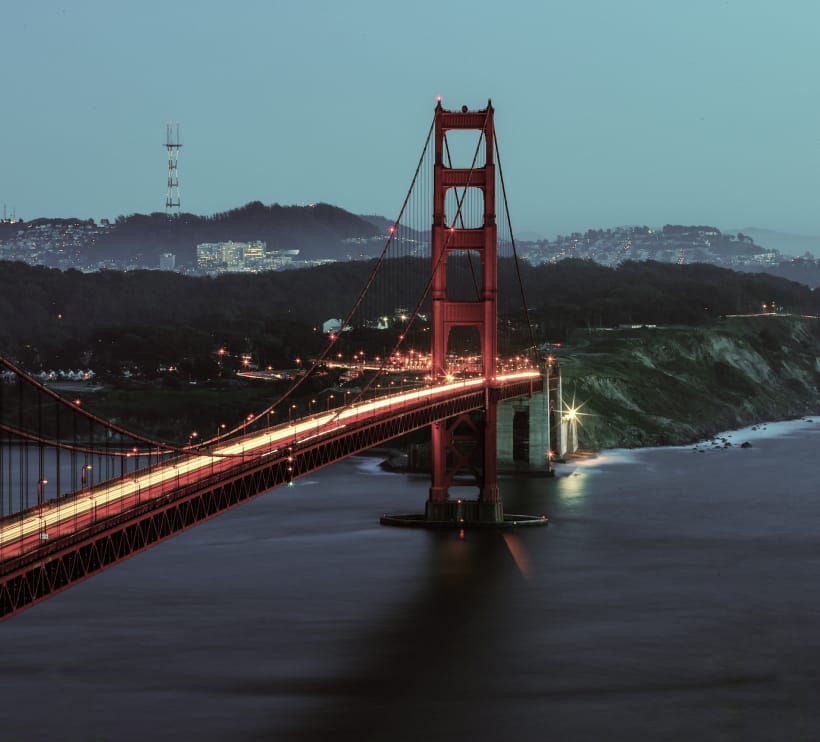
[{"left": 271, "top": 526, "right": 533, "bottom": 742}]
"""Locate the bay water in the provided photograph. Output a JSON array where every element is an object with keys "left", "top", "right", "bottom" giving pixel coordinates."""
[{"left": 1, "top": 418, "right": 818, "bottom": 741}]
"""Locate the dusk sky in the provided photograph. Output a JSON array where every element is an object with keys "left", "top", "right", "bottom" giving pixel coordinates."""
[{"left": 3, "top": 0, "right": 818, "bottom": 238}]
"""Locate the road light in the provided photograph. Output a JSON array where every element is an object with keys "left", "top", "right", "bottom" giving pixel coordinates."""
[
  {"left": 80, "top": 464, "right": 94, "bottom": 525},
  {"left": 216, "top": 422, "right": 226, "bottom": 438},
  {"left": 188, "top": 431, "right": 199, "bottom": 447},
  {"left": 289, "top": 403, "right": 297, "bottom": 423},
  {"left": 37, "top": 479, "right": 48, "bottom": 540},
  {"left": 80, "top": 464, "right": 94, "bottom": 506},
  {"left": 309, "top": 399, "right": 317, "bottom": 415},
  {"left": 326, "top": 394, "right": 335, "bottom": 411},
  {"left": 37, "top": 478, "right": 48, "bottom": 512}
]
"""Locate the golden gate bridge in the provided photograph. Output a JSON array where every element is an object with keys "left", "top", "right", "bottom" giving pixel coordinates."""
[{"left": 0, "top": 100, "right": 552, "bottom": 621}]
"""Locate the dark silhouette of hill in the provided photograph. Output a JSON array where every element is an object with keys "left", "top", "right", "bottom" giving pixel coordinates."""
[
  {"left": 1, "top": 258, "right": 818, "bottom": 371},
  {"left": 91, "top": 202, "right": 383, "bottom": 264}
]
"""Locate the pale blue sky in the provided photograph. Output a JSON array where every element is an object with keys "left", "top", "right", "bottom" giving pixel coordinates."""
[{"left": 2, "top": 0, "right": 818, "bottom": 238}]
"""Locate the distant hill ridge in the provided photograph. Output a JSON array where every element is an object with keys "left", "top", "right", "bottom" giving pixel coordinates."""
[
  {"left": 94, "top": 201, "right": 384, "bottom": 264},
  {"left": 3, "top": 206, "right": 819, "bottom": 287},
  {"left": 730, "top": 227, "right": 820, "bottom": 258}
]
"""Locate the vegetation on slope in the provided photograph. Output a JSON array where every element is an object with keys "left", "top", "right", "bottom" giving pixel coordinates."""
[
  {"left": 1, "top": 259, "right": 818, "bottom": 448},
  {"left": 562, "top": 316, "right": 820, "bottom": 449}
]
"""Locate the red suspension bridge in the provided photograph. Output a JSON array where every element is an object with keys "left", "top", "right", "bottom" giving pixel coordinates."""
[{"left": 0, "top": 100, "right": 551, "bottom": 621}]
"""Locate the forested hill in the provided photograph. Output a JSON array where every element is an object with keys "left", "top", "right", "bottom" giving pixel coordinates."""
[
  {"left": 1, "top": 258, "right": 818, "bottom": 371},
  {"left": 93, "top": 202, "right": 383, "bottom": 263},
  {"left": 565, "top": 317, "right": 820, "bottom": 449}
]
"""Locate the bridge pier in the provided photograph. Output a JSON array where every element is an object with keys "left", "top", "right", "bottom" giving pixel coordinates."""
[
  {"left": 424, "top": 499, "right": 504, "bottom": 524},
  {"left": 496, "top": 368, "right": 557, "bottom": 475},
  {"left": 382, "top": 499, "right": 546, "bottom": 529}
]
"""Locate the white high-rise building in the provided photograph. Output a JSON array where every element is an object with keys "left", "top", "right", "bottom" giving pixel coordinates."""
[{"left": 195, "top": 240, "right": 298, "bottom": 274}]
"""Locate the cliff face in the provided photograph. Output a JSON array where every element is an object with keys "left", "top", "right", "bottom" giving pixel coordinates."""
[{"left": 561, "top": 317, "right": 820, "bottom": 449}]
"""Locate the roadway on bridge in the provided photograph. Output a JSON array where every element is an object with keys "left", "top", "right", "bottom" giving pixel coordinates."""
[{"left": 0, "top": 372, "right": 540, "bottom": 562}]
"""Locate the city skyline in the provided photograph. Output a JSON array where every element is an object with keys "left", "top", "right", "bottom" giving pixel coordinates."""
[{"left": 2, "top": 0, "right": 819, "bottom": 239}]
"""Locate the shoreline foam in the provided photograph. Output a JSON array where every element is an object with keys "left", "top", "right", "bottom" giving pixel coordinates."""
[{"left": 556, "top": 415, "right": 819, "bottom": 470}]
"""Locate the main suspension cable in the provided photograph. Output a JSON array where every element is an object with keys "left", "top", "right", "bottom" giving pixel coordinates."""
[
  {"left": 203, "top": 113, "right": 439, "bottom": 446},
  {"left": 345, "top": 107, "right": 493, "bottom": 405}
]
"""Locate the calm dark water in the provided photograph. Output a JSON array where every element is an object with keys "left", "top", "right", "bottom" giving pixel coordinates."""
[{"left": 1, "top": 419, "right": 819, "bottom": 741}]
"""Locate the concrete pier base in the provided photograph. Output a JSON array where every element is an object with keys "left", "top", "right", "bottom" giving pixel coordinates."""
[
  {"left": 425, "top": 498, "right": 504, "bottom": 524},
  {"left": 380, "top": 498, "right": 548, "bottom": 529}
]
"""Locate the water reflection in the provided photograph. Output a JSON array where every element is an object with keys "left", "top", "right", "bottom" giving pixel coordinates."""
[
  {"left": 556, "top": 469, "right": 587, "bottom": 501},
  {"left": 502, "top": 533, "right": 533, "bottom": 579}
]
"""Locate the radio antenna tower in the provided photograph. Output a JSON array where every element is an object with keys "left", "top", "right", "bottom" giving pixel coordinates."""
[{"left": 165, "top": 122, "right": 182, "bottom": 214}]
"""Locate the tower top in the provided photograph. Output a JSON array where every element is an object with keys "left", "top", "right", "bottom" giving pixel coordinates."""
[{"left": 165, "top": 122, "right": 182, "bottom": 148}]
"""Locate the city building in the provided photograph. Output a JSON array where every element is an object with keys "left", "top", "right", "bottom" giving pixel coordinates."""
[{"left": 195, "top": 241, "right": 300, "bottom": 274}]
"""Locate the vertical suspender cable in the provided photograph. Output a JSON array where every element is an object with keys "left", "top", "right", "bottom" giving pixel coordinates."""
[{"left": 495, "top": 134, "right": 537, "bottom": 360}]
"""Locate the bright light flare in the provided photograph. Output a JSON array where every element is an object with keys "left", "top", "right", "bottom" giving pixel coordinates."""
[{"left": 562, "top": 394, "right": 589, "bottom": 425}]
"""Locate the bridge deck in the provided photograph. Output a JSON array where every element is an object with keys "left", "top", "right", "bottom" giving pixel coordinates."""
[{"left": 0, "top": 372, "right": 541, "bottom": 620}]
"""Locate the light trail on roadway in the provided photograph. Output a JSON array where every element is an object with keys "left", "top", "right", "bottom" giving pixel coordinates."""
[{"left": 0, "top": 372, "right": 540, "bottom": 560}]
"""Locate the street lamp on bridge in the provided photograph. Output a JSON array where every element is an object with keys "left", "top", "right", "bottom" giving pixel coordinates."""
[
  {"left": 37, "top": 478, "right": 48, "bottom": 540},
  {"left": 76, "top": 464, "right": 93, "bottom": 525},
  {"left": 81, "top": 464, "right": 94, "bottom": 524},
  {"left": 81, "top": 464, "right": 93, "bottom": 491}
]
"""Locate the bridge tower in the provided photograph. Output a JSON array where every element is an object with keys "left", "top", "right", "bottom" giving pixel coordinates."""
[{"left": 426, "top": 100, "right": 503, "bottom": 523}]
